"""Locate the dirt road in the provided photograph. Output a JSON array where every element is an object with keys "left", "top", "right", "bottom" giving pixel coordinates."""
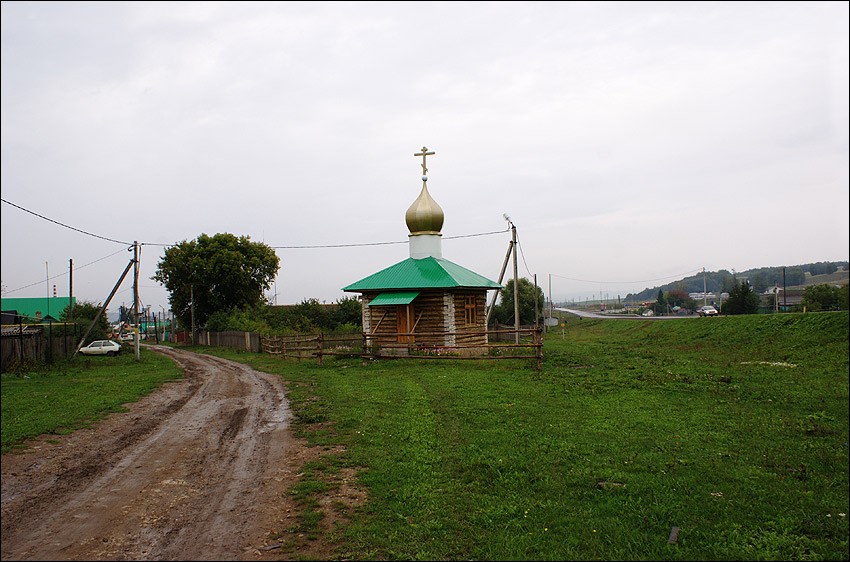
[{"left": 1, "top": 346, "right": 334, "bottom": 561}]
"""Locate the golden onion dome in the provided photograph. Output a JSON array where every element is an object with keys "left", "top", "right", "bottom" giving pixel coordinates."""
[{"left": 405, "top": 182, "right": 444, "bottom": 235}]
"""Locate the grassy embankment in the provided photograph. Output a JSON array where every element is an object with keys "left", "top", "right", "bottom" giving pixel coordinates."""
[{"left": 2, "top": 312, "right": 848, "bottom": 560}]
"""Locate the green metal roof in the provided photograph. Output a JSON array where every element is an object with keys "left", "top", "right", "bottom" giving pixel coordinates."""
[
  {"left": 1, "top": 297, "right": 76, "bottom": 323},
  {"left": 342, "top": 257, "right": 501, "bottom": 292},
  {"left": 367, "top": 291, "right": 420, "bottom": 306}
]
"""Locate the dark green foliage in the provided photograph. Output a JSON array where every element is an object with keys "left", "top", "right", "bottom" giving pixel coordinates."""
[
  {"left": 59, "top": 300, "right": 110, "bottom": 341},
  {"left": 293, "top": 298, "right": 332, "bottom": 330},
  {"left": 665, "top": 288, "right": 697, "bottom": 312},
  {"left": 723, "top": 279, "right": 761, "bottom": 315},
  {"left": 654, "top": 289, "right": 667, "bottom": 314},
  {"left": 204, "top": 297, "right": 363, "bottom": 334},
  {"left": 333, "top": 296, "right": 362, "bottom": 327},
  {"left": 152, "top": 233, "right": 280, "bottom": 329},
  {"left": 205, "top": 305, "right": 270, "bottom": 333},
  {"left": 493, "top": 278, "right": 545, "bottom": 325},
  {"left": 802, "top": 284, "right": 849, "bottom": 311},
  {"left": 804, "top": 261, "right": 843, "bottom": 276}
]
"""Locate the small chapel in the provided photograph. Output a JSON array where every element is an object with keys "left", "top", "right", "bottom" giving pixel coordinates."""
[{"left": 342, "top": 147, "right": 502, "bottom": 354}]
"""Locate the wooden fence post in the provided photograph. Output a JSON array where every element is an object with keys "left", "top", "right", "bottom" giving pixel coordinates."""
[
  {"left": 317, "top": 333, "right": 323, "bottom": 366},
  {"left": 534, "top": 327, "right": 543, "bottom": 371}
]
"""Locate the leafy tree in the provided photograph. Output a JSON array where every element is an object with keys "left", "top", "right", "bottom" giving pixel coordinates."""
[
  {"left": 665, "top": 289, "right": 697, "bottom": 312},
  {"left": 805, "top": 262, "right": 839, "bottom": 276},
  {"left": 60, "top": 300, "right": 111, "bottom": 341},
  {"left": 205, "top": 305, "right": 271, "bottom": 333},
  {"left": 205, "top": 296, "right": 363, "bottom": 335},
  {"left": 333, "top": 296, "right": 362, "bottom": 328},
  {"left": 293, "top": 298, "right": 332, "bottom": 330},
  {"left": 784, "top": 266, "right": 806, "bottom": 286},
  {"left": 720, "top": 270, "right": 739, "bottom": 296},
  {"left": 751, "top": 271, "right": 769, "bottom": 293},
  {"left": 654, "top": 289, "right": 667, "bottom": 315},
  {"left": 153, "top": 233, "right": 279, "bottom": 330},
  {"left": 493, "top": 277, "right": 545, "bottom": 326},
  {"left": 723, "top": 279, "right": 760, "bottom": 315},
  {"left": 802, "top": 284, "right": 848, "bottom": 312}
]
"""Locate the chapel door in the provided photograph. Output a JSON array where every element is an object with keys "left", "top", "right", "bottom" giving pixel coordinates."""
[{"left": 396, "top": 304, "right": 415, "bottom": 344}]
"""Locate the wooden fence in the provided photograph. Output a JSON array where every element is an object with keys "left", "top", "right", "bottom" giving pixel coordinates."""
[
  {"left": 185, "top": 327, "right": 544, "bottom": 369},
  {"left": 258, "top": 328, "right": 543, "bottom": 369},
  {"left": 260, "top": 333, "right": 361, "bottom": 363},
  {"left": 1, "top": 323, "right": 81, "bottom": 372},
  {"left": 196, "top": 330, "right": 261, "bottom": 352}
]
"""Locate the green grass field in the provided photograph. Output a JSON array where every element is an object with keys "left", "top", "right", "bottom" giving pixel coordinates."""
[
  {"left": 2, "top": 312, "right": 847, "bottom": 560},
  {"left": 1, "top": 348, "right": 183, "bottom": 451}
]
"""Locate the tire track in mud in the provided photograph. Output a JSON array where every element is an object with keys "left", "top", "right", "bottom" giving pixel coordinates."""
[{"left": 1, "top": 346, "right": 298, "bottom": 561}]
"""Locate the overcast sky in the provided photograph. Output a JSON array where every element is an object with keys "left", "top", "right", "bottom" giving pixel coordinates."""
[{"left": 2, "top": 1, "right": 848, "bottom": 316}]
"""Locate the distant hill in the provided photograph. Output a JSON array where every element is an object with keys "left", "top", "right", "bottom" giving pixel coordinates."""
[
  {"left": 625, "top": 261, "right": 849, "bottom": 302},
  {"left": 797, "top": 269, "right": 850, "bottom": 289}
]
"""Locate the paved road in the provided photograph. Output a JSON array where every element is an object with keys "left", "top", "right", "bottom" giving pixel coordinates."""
[{"left": 554, "top": 307, "right": 696, "bottom": 320}]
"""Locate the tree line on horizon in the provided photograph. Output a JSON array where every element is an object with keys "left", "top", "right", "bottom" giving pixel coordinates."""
[{"left": 625, "top": 261, "right": 848, "bottom": 303}]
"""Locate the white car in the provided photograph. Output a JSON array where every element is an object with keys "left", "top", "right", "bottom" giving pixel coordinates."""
[
  {"left": 79, "top": 340, "right": 123, "bottom": 356},
  {"left": 696, "top": 305, "right": 719, "bottom": 317}
]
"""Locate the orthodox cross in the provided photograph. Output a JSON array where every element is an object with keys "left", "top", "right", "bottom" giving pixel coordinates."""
[{"left": 415, "top": 146, "right": 435, "bottom": 176}]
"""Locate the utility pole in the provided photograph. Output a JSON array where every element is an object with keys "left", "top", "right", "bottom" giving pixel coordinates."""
[
  {"left": 45, "top": 262, "right": 50, "bottom": 319},
  {"left": 69, "top": 258, "right": 74, "bottom": 316},
  {"left": 511, "top": 221, "right": 519, "bottom": 344},
  {"left": 782, "top": 267, "right": 786, "bottom": 310},
  {"left": 133, "top": 241, "right": 140, "bottom": 361},
  {"left": 190, "top": 285, "right": 196, "bottom": 345},
  {"left": 73, "top": 258, "right": 135, "bottom": 357},
  {"left": 703, "top": 267, "right": 707, "bottom": 306},
  {"left": 485, "top": 237, "right": 513, "bottom": 328},
  {"left": 534, "top": 273, "right": 539, "bottom": 328}
]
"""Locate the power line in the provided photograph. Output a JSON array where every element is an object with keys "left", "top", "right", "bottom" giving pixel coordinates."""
[
  {"left": 3, "top": 198, "right": 509, "bottom": 250},
  {"left": 270, "top": 228, "right": 510, "bottom": 249},
  {"left": 2, "top": 247, "right": 131, "bottom": 295},
  {"left": 1, "top": 198, "right": 132, "bottom": 245},
  {"left": 515, "top": 236, "right": 534, "bottom": 278},
  {"left": 3, "top": 198, "right": 705, "bottom": 294}
]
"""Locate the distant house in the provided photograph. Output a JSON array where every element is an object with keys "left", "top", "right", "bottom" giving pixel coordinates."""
[{"left": 761, "top": 288, "right": 804, "bottom": 310}]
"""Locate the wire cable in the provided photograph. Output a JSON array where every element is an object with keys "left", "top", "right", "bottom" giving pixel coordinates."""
[
  {"left": 2, "top": 198, "right": 132, "bottom": 245},
  {"left": 4, "top": 198, "right": 510, "bottom": 249},
  {"left": 2, "top": 248, "right": 132, "bottom": 295},
  {"left": 4, "top": 197, "right": 704, "bottom": 296},
  {"left": 270, "top": 228, "right": 511, "bottom": 249},
  {"left": 514, "top": 232, "right": 534, "bottom": 278}
]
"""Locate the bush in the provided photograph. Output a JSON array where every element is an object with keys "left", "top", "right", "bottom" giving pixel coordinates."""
[
  {"left": 724, "top": 279, "right": 760, "bottom": 315},
  {"left": 802, "top": 284, "right": 848, "bottom": 312}
]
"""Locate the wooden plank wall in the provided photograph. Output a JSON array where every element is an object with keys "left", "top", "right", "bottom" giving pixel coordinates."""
[{"left": 361, "top": 289, "right": 490, "bottom": 348}]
